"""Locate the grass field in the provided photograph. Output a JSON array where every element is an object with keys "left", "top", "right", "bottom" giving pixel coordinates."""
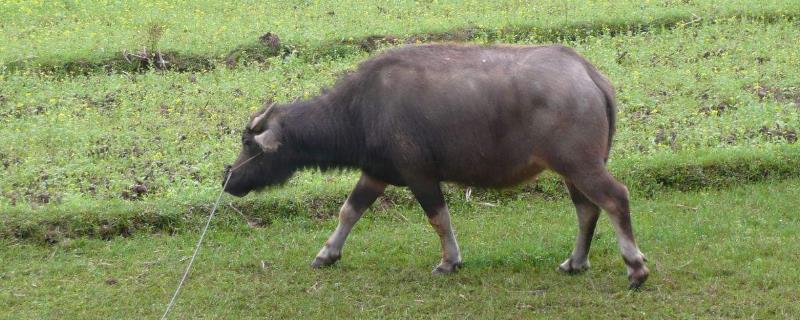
[
  {"left": 1, "top": 1, "right": 799, "bottom": 318},
  {"left": 2, "top": 179, "right": 799, "bottom": 318}
]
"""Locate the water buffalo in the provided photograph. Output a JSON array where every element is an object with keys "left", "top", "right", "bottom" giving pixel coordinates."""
[{"left": 223, "top": 44, "right": 649, "bottom": 288}]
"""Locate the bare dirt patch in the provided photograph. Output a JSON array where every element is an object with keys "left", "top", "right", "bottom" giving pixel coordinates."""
[
  {"left": 758, "top": 125, "right": 797, "bottom": 144},
  {"left": 752, "top": 85, "right": 800, "bottom": 108}
]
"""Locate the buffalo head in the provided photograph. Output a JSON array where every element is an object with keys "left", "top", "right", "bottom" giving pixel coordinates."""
[{"left": 223, "top": 104, "right": 296, "bottom": 197}]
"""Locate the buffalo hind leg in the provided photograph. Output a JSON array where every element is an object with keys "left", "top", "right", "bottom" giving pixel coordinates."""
[
  {"left": 569, "top": 169, "right": 649, "bottom": 289},
  {"left": 311, "top": 174, "right": 386, "bottom": 268},
  {"left": 558, "top": 180, "right": 601, "bottom": 274},
  {"left": 407, "top": 180, "right": 463, "bottom": 274}
]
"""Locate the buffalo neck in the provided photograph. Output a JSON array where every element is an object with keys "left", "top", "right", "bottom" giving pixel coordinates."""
[{"left": 280, "top": 97, "right": 364, "bottom": 171}]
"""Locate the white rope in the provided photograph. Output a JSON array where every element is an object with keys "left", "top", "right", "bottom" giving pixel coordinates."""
[{"left": 160, "top": 152, "right": 262, "bottom": 320}]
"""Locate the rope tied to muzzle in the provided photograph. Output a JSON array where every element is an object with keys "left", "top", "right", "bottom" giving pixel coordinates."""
[{"left": 160, "top": 151, "right": 263, "bottom": 320}]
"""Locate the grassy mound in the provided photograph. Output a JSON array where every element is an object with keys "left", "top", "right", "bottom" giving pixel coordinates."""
[
  {"left": 3, "top": 145, "right": 798, "bottom": 244},
  {"left": 2, "top": 4, "right": 798, "bottom": 74}
]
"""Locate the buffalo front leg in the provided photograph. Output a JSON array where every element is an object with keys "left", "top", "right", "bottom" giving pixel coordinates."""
[
  {"left": 310, "top": 174, "right": 386, "bottom": 268},
  {"left": 407, "top": 180, "right": 463, "bottom": 274},
  {"left": 558, "top": 180, "right": 601, "bottom": 274}
]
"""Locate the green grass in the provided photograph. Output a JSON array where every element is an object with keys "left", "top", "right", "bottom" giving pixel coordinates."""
[
  {"left": 2, "top": 1, "right": 800, "bottom": 318},
  {"left": 2, "top": 1, "right": 799, "bottom": 72},
  {"left": 2, "top": 178, "right": 799, "bottom": 318},
  {"left": 2, "top": 17, "right": 798, "bottom": 242}
]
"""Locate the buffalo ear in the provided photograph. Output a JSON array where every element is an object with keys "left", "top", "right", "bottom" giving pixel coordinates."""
[{"left": 254, "top": 129, "right": 281, "bottom": 152}]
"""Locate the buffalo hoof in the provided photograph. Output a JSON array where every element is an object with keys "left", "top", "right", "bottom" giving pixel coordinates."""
[
  {"left": 310, "top": 254, "right": 340, "bottom": 268},
  {"left": 432, "top": 260, "right": 463, "bottom": 275},
  {"left": 628, "top": 265, "right": 650, "bottom": 290},
  {"left": 557, "top": 257, "right": 590, "bottom": 274}
]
